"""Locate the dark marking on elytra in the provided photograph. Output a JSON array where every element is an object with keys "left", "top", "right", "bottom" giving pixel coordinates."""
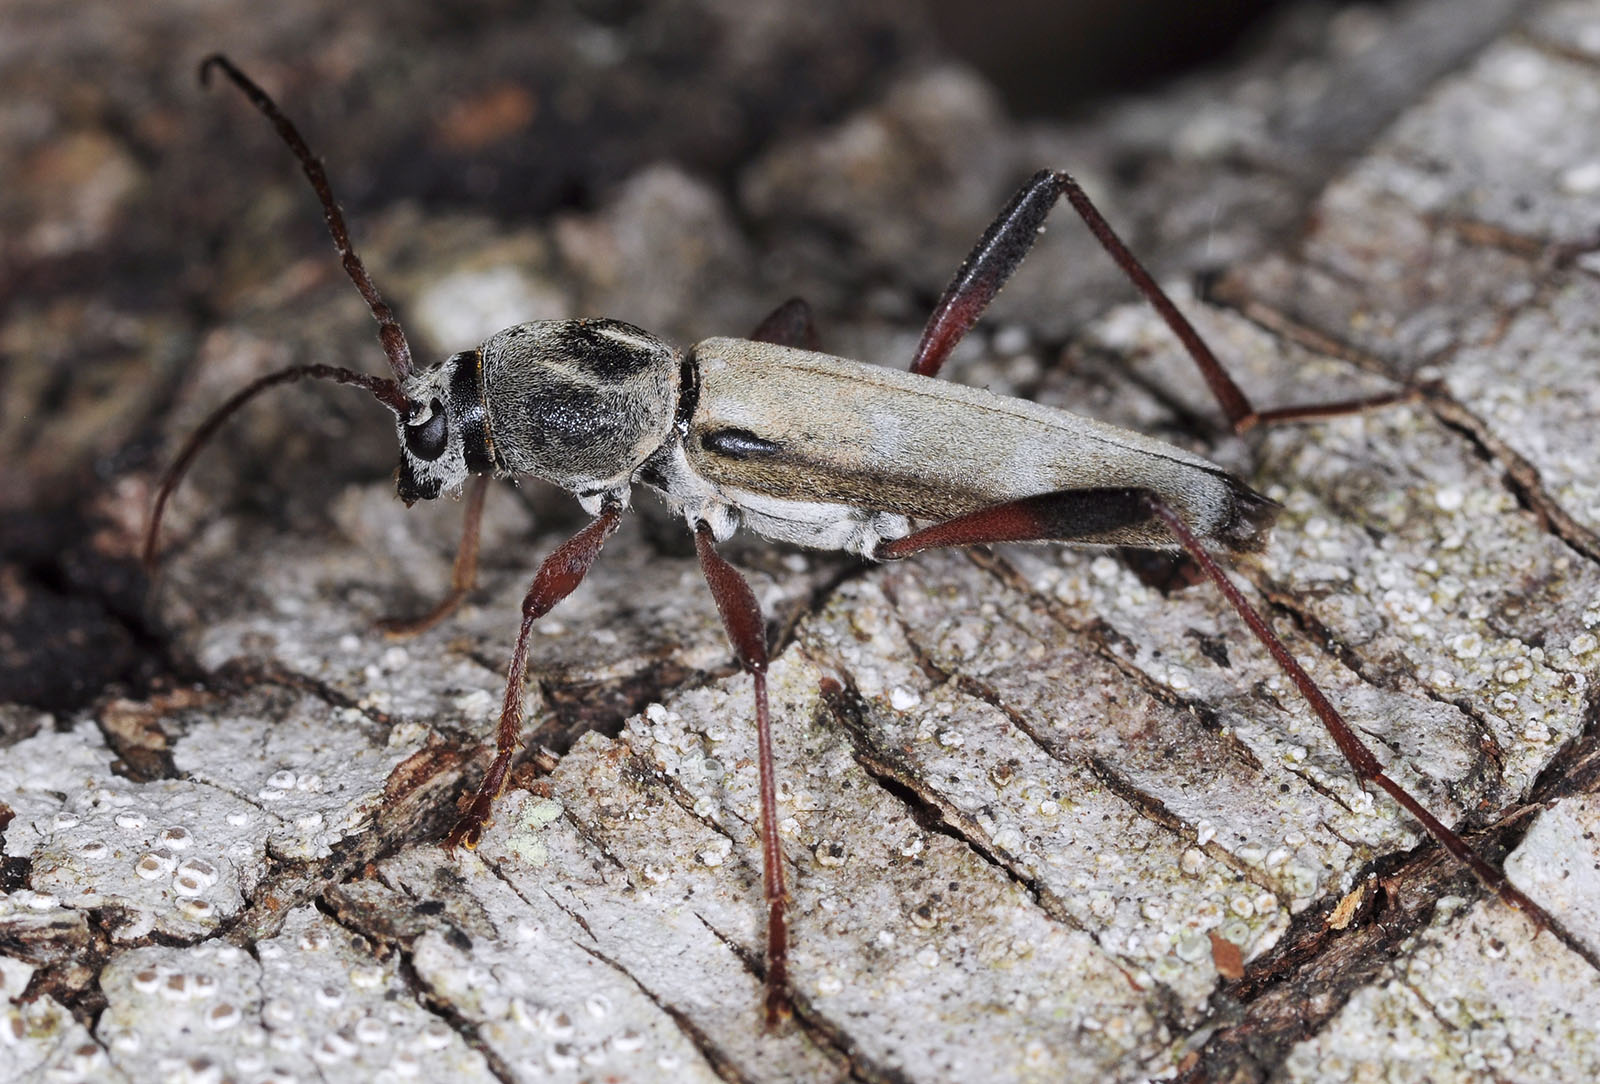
[
  {"left": 701, "top": 428, "right": 783, "bottom": 460},
  {"left": 448, "top": 349, "right": 497, "bottom": 473}
]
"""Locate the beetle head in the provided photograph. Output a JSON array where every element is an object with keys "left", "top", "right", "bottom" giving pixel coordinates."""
[{"left": 395, "top": 351, "right": 482, "bottom": 506}]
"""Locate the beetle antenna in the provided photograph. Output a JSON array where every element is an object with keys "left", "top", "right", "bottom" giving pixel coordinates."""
[
  {"left": 198, "top": 53, "right": 415, "bottom": 384},
  {"left": 143, "top": 364, "right": 408, "bottom": 570}
]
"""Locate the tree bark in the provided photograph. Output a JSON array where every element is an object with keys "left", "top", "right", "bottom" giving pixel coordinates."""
[{"left": 4, "top": 1, "right": 1598, "bottom": 1081}]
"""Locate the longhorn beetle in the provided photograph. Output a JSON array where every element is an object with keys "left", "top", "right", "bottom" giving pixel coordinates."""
[{"left": 147, "top": 55, "right": 1557, "bottom": 1024}]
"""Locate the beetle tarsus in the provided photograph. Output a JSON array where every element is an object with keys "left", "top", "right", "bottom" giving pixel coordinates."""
[{"left": 444, "top": 816, "right": 485, "bottom": 853}]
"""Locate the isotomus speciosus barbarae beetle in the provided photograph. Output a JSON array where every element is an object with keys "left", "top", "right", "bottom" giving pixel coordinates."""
[{"left": 145, "top": 54, "right": 1567, "bottom": 1025}]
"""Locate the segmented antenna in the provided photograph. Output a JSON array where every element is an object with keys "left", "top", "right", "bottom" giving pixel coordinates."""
[
  {"left": 143, "top": 364, "right": 408, "bottom": 569},
  {"left": 198, "top": 53, "right": 415, "bottom": 383},
  {"left": 145, "top": 57, "right": 422, "bottom": 570}
]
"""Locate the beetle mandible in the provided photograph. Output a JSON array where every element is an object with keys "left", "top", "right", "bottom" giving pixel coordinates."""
[{"left": 145, "top": 54, "right": 1557, "bottom": 1025}]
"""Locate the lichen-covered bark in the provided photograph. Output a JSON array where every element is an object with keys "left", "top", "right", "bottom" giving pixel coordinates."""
[{"left": 4, "top": 1, "right": 1599, "bottom": 1082}]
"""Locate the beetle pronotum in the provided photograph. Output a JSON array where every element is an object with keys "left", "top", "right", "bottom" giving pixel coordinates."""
[{"left": 146, "top": 54, "right": 1559, "bottom": 1024}]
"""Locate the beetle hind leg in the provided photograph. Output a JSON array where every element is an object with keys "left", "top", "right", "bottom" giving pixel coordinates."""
[
  {"left": 913, "top": 169, "right": 1417, "bottom": 433},
  {"left": 1145, "top": 496, "right": 1557, "bottom": 928},
  {"left": 880, "top": 487, "right": 1560, "bottom": 934}
]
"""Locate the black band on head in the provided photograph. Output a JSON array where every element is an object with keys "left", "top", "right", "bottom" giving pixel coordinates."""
[
  {"left": 450, "top": 349, "right": 499, "bottom": 473},
  {"left": 675, "top": 348, "right": 700, "bottom": 432}
]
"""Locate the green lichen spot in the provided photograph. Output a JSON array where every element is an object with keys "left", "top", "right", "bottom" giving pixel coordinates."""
[{"left": 504, "top": 798, "right": 564, "bottom": 867}]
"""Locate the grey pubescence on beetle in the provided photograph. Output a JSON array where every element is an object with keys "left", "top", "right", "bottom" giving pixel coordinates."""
[
  {"left": 147, "top": 54, "right": 1561, "bottom": 1031},
  {"left": 395, "top": 320, "right": 680, "bottom": 510},
  {"left": 391, "top": 317, "right": 1275, "bottom": 563}
]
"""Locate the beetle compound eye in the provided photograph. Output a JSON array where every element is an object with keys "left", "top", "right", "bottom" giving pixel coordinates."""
[{"left": 405, "top": 398, "right": 449, "bottom": 461}]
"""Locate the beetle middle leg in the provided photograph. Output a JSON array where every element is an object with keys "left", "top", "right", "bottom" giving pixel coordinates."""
[
  {"left": 692, "top": 522, "right": 792, "bottom": 1026},
  {"left": 912, "top": 169, "right": 1416, "bottom": 429},
  {"left": 750, "top": 297, "right": 820, "bottom": 351},
  {"left": 379, "top": 474, "right": 491, "bottom": 637}
]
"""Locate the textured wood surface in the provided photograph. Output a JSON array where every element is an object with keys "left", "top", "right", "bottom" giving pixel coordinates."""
[{"left": 3, "top": 1, "right": 1598, "bottom": 1081}]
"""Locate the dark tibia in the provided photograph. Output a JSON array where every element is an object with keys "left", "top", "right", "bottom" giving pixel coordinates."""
[
  {"left": 445, "top": 504, "right": 622, "bottom": 851},
  {"left": 693, "top": 524, "right": 791, "bottom": 1026},
  {"left": 200, "top": 54, "right": 415, "bottom": 384},
  {"left": 1050, "top": 173, "right": 1257, "bottom": 429},
  {"left": 750, "top": 297, "right": 820, "bottom": 351},
  {"left": 913, "top": 168, "right": 1414, "bottom": 433},
  {"left": 143, "top": 363, "right": 407, "bottom": 569},
  {"left": 1144, "top": 494, "right": 1555, "bottom": 927},
  {"left": 1248, "top": 390, "right": 1420, "bottom": 428},
  {"left": 379, "top": 474, "right": 491, "bottom": 637},
  {"left": 911, "top": 169, "right": 1255, "bottom": 424},
  {"left": 875, "top": 486, "right": 1555, "bottom": 933}
]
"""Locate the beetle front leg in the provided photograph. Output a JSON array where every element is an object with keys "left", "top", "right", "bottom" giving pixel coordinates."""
[
  {"left": 914, "top": 170, "right": 1413, "bottom": 431},
  {"left": 446, "top": 503, "right": 622, "bottom": 851},
  {"left": 380, "top": 474, "right": 491, "bottom": 637},
  {"left": 692, "top": 523, "right": 792, "bottom": 1027}
]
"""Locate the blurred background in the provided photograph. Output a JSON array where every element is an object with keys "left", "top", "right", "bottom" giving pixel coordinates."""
[{"left": 0, "top": 0, "right": 1532, "bottom": 713}]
